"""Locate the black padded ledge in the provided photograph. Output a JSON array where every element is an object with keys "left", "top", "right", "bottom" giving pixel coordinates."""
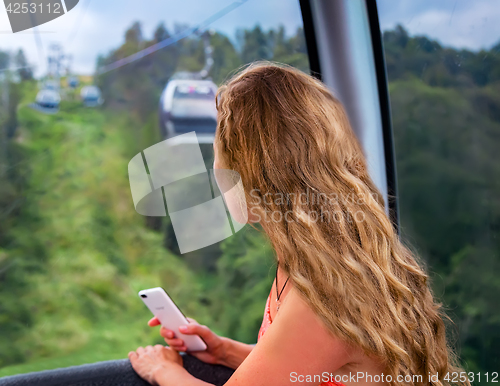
[
  {"left": 0, "top": 359, "right": 148, "bottom": 386},
  {"left": 0, "top": 354, "right": 235, "bottom": 386}
]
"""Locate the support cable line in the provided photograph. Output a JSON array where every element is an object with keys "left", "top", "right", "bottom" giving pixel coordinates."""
[{"left": 96, "top": 0, "right": 248, "bottom": 75}]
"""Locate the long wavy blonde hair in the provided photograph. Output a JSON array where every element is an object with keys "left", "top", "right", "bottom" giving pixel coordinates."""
[{"left": 214, "top": 60, "right": 469, "bottom": 386}]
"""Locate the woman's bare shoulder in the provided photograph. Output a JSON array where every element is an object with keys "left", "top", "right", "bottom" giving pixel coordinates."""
[
  {"left": 277, "top": 286, "right": 357, "bottom": 361},
  {"left": 224, "top": 285, "right": 388, "bottom": 386},
  {"left": 281, "top": 287, "right": 388, "bottom": 379},
  {"left": 224, "top": 286, "right": 354, "bottom": 386}
]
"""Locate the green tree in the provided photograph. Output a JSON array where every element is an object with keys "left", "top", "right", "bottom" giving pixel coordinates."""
[{"left": 14, "top": 49, "right": 32, "bottom": 81}]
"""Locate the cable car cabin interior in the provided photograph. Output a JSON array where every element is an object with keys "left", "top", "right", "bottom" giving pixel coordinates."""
[{"left": 0, "top": 0, "right": 498, "bottom": 385}]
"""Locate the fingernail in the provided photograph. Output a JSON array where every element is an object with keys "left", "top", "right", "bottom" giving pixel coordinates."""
[{"left": 179, "top": 326, "right": 187, "bottom": 332}]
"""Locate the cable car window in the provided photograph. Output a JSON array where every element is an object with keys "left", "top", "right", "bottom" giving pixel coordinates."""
[
  {"left": 0, "top": 0, "right": 309, "bottom": 377},
  {"left": 173, "top": 85, "right": 215, "bottom": 99},
  {"left": 171, "top": 117, "right": 217, "bottom": 134},
  {"left": 377, "top": 0, "right": 500, "bottom": 377}
]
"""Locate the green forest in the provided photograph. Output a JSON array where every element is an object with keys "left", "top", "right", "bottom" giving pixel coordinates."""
[{"left": 0, "top": 22, "right": 498, "bottom": 383}]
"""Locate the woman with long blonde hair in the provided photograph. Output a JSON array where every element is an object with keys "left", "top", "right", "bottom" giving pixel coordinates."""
[{"left": 129, "top": 61, "right": 470, "bottom": 386}]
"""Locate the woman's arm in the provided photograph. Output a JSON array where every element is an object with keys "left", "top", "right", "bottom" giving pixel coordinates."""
[
  {"left": 218, "top": 337, "right": 255, "bottom": 369},
  {"left": 131, "top": 287, "right": 353, "bottom": 386},
  {"left": 152, "top": 316, "right": 254, "bottom": 369},
  {"left": 154, "top": 364, "right": 213, "bottom": 386},
  {"left": 146, "top": 340, "right": 253, "bottom": 386},
  {"left": 150, "top": 336, "right": 254, "bottom": 386}
]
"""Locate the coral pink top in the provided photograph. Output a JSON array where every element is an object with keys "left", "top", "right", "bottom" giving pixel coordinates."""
[{"left": 257, "top": 294, "right": 345, "bottom": 386}]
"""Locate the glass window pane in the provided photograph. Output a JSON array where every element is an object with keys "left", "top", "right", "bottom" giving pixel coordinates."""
[
  {"left": 377, "top": 0, "right": 500, "bottom": 377},
  {"left": 0, "top": 0, "right": 309, "bottom": 374}
]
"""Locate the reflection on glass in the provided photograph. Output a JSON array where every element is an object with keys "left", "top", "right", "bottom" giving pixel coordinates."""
[
  {"left": 378, "top": 0, "right": 500, "bottom": 378},
  {"left": 0, "top": 0, "right": 308, "bottom": 375}
]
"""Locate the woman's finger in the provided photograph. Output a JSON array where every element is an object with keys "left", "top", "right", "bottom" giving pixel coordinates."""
[
  {"left": 160, "top": 326, "right": 175, "bottom": 339},
  {"left": 165, "top": 338, "right": 184, "bottom": 347},
  {"left": 169, "top": 345, "right": 187, "bottom": 352},
  {"left": 148, "top": 317, "right": 161, "bottom": 327},
  {"left": 179, "top": 324, "right": 212, "bottom": 340},
  {"left": 169, "top": 345, "right": 186, "bottom": 352}
]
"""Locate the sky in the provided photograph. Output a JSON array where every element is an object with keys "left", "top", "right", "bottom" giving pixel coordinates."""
[{"left": 0, "top": 0, "right": 499, "bottom": 77}]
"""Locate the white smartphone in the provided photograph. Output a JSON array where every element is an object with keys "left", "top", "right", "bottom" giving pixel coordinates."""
[{"left": 138, "top": 287, "right": 207, "bottom": 352}]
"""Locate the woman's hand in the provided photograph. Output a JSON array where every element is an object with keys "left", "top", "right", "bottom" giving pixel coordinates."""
[
  {"left": 149, "top": 316, "right": 228, "bottom": 366},
  {"left": 128, "top": 344, "right": 183, "bottom": 386}
]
